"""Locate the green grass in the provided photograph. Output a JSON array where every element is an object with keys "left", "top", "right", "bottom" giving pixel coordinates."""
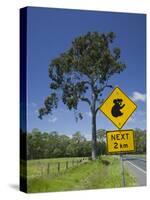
[
  {"left": 124, "top": 154, "right": 146, "bottom": 158},
  {"left": 27, "top": 157, "right": 88, "bottom": 178},
  {"left": 27, "top": 156, "right": 136, "bottom": 193}
]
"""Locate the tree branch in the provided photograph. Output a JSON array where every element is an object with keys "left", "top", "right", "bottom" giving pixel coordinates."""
[
  {"left": 83, "top": 80, "right": 91, "bottom": 86},
  {"left": 95, "top": 99, "right": 104, "bottom": 115},
  {"left": 95, "top": 106, "right": 100, "bottom": 115},
  {"left": 101, "top": 84, "right": 113, "bottom": 91},
  {"left": 80, "top": 96, "right": 91, "bottom": 106},
  {"left": 94, "top": 83, "right": 113, "bottom": 95}
]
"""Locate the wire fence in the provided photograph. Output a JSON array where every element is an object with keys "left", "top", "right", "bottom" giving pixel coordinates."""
[{"left": 27, "top": 157, "right": 90, "bottom": 179}]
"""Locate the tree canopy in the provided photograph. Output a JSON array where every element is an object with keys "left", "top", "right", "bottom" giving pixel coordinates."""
[
  {"left": 39, "top": 32, "right": 125, "bottom": 119},
  {"left": 39, "top": 31, "right": 126, "bottom": 159}
]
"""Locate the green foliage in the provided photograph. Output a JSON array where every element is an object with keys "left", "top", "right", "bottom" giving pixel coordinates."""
[
  {"left": 27, "top": 157, "right": 88, "bottom": 179},
  {"left": 27, "top": 130, "right": 92, "bottom": 159},
  {"left": 39, "top": 31, "right": 125, "bottom": 119},
  {"left": 96, "top": 129, "right": 106, "bottom": 155},
  {"left": 134, "top": 129, "right": 146, "bottom": 153},
  {"left": 97, "top": 129, "right": 106, "bottom": 142},
  {"left": 27, "top": 156, "right": 136, "bottom": 193},
  {"left": 38, "top": 93, "right": 58, "bottom": 119},
  {"left": 26, "top": 128, "right": 146, "bottom": 160}
]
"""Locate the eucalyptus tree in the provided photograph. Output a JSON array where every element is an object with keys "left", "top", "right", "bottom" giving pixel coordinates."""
[{"left": 39, "top": 32, "right": 125, "bottom": 159}]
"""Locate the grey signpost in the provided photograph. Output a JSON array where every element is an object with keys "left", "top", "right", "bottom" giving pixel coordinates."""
[
  {"left": 120, "top": 154, "right": 125, "bottom": 187},
  {"left": 100, "top": 87, "right": 137, "bottom": 187}
]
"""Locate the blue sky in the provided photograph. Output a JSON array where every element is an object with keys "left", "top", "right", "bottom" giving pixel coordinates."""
[{"left": 26, "top": 7, "right": 146, "bottom": 138}]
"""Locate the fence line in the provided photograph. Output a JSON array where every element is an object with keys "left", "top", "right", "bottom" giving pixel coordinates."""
[{"left": 27, "top": 157, "right": 89, "bottom": 178}]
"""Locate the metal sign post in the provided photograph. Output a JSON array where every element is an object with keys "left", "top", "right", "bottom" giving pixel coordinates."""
[
  {"left": 99, "top": 87, "right": 137, "bottom": 188},
  {"left": 120, "top": 154, "right": 125, "bottom": 187},
  {"left": 106, "top": 129, "right": 135, "bottom": 187}
]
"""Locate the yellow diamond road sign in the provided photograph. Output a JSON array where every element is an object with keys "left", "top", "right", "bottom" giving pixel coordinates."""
[
  {"left": 99, "top": 87, "right": 137, "bottom": 129},
  {"left": 106, "top": 129, "right": 135, "bottom": 153}
]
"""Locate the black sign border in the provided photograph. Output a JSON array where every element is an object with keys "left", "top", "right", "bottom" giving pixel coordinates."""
[
  {"left": 99, "top": 87, "right": 137, "bottom": 129},
  {"left": 106, "top": 129, "right": 136, "bottom": 154}
]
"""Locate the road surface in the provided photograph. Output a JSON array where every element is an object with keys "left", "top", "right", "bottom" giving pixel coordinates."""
[{"left": 123, "top": 155, "right": 146, "bottom": 186}]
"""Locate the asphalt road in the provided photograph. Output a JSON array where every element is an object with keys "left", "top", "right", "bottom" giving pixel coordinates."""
[{"left": 123, "top": 155, "right": 146, "bottom": 186}]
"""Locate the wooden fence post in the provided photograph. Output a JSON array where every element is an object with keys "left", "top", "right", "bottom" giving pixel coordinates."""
[
  {"left": 66, "top": 161, "right": 68, "bottom": 169},
  {"left": 47, "top": 163, "right": 50, "bottom": 175},
  {"left": 58, "top": 162, "right": 60, "bottom": 173},
  {"left": 41, "top": 165, "right": 43, "bottom": 176}
]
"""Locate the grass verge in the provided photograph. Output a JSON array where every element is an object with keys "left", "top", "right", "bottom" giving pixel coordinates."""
[{"left": 27, "top": 156, "right": 136, "bottom": 193}]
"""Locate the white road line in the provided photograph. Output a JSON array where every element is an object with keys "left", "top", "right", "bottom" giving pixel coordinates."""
[{"left": 126, "top": 161, "right": 146, "bottom": 174}]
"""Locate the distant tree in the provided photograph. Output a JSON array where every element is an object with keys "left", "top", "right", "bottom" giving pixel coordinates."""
[
  {"left": 66, "top": 143, "right": 77, "bottom": 157},
  {"left": 96, "top": 129, "right": 106, "bottom": 155},
  {"left": 72, "top": 132, "right": 88, "bottom": 156},
  {"left": 72, "top": 131, "right": 86, "bottom": 144},
  {"left": 97, "top": 129, "right": 106, "bottom": 143},
  {"left": 31, "top": 129, "right": 42, "bottom": 159},
  {"left": 38, "top": 32, "right": 126, "bottom": 159},
  {"left": 135, "top": 129, "right": 146, "bottom": 153},
  {"left": 58, "top": 135, "right": 70, "bottom": 157},
  {"left": 81, "top": 141, "right": 91, "bottom": 157},
  {"left": 27, "top": 133, "right": 33, "bottom": 159},
  {"left": 41, "top": 132, "right": 50, "bottom": 158}
]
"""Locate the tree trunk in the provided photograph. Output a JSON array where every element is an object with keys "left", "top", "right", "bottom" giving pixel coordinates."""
[
  {"left": 90, "top": 83, "right": 97, "bottom": 162},
  {"left": 91, "top": 110, "right": 97, "bottom": 160}
]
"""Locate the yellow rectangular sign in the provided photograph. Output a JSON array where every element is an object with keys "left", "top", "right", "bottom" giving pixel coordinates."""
[{"left": 106, "top": 129, "right": 135, "bottom": 153}]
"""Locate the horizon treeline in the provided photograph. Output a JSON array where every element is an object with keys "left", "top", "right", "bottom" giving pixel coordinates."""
[{"left": 20, "top": 128, "right": 146, "bottom": 160}]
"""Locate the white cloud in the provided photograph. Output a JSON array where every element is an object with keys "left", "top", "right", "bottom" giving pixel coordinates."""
[
  {"left": 131, "top": 91, "right": 146, "bottom": 102},
  {"left": 35, "top": 109, "right": 39, "bottom": 115},
  {"left": 125, "top": 109, "right": 146, "bottom": 129},
  {"left": 48, "top": 116, "right": 58, "bottom": 123},
  {"left": 85, "top": 112, "right": 92, "bottom": 118},
  {"left": 85, "top": 111, "right": 101, "bottom": 118}
]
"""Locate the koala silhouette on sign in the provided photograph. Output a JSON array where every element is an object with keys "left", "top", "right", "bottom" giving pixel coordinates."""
[{"left": 111, "top": 98, "right": 125, "bottom": 117}]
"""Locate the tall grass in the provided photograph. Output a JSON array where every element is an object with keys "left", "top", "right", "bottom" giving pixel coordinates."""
[
  {"left": 27, "top": 157, "right": 89, "bottom": 178},
  {"left": 27, "top": 156, "right": 136, "bottom": 193}
]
